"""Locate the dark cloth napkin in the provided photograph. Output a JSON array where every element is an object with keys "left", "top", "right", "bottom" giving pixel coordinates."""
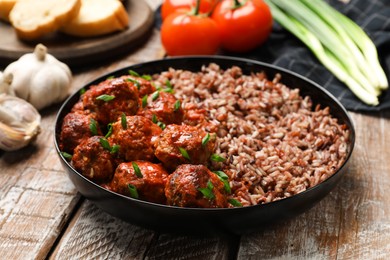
[{"left": 155, "top": 0, "right": 390, "bottom": 112}]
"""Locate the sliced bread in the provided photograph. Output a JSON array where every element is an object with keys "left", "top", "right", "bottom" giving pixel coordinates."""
[
  {"left": 0, "top": 0, "right": 18, "bottom": 22},
  {"left": 9, "top": 0, "right": 81, "bottom": 40},
  {"left": 60, "top": 0, "right": 129, "bottom": 37}
]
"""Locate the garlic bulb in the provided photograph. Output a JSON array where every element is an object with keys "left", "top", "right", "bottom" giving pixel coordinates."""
[
  {"left": 0, "top": 93, "right": 41, "bottom": 151},
  {"left": 3, "top": 43, "right": 72, "bottom": 110}
]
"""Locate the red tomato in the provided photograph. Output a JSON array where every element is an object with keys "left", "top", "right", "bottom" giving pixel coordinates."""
[
  {"left": 211, "top": 0, "right": 273, "bottom": 53},
  {"left": 161, "top": 12, "right": 221, "bottom": 56},
  {"left": 161, "top": 0, "right": 218, "bottom": 20}
]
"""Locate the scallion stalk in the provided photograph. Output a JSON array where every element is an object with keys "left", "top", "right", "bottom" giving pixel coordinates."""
[{"left": 264, "top": 0, "right": 387, "bottom": 105}]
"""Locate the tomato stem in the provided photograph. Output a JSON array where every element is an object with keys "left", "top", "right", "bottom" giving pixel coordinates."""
[
  {"left": 193, "top": 0, "right": 201, "bottom": 15},
  {"left": 233, "top": 0, "right": 244, "bottom": 9}
]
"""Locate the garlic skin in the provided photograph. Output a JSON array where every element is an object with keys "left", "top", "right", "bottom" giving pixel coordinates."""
[
  {"left": 3, "top": 43, "right": 72, "bottom": 110},
  {"left": 0, "top": 93, "right": 41, "bottom": 151},
  {"left": 0, "top": 71, "right": 15, "bottom": 95}
]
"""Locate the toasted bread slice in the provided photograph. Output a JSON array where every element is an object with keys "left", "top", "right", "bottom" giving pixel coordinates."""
[
  {"left": 9, "top": 0, "right": 81, "bottom": 40},
  {"left": 60, "top": 0, "right": 129, "bottom": 37},
  {"left": 0, "top": 0, "right": 18, "bottom": 22}
]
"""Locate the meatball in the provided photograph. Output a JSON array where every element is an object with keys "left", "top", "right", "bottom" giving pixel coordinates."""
[
  {"left": 109, "top": 161, "right": 169, "bottom": 204},
  {"left": 82, "top": 77, "right": 139, "bottom": 125},
  {"left": 71, "top": 136, "right": 118, "bottom": 183},
  {"left": 154, "top": 124, "right": 216, "bottom": 170},
  {"left": 182, "top": 102, "right": 218, "bottom": 133},
  {"left": 120, "top": 75, "right": 156, "bottom": 97},
  {"left": 138, "top": 92, "right": 183, "bottom": 125},
  {"left": 165, "top": 164, "right": 228, "bottom": 208},
  {"left": 108, "top": 115, "right": 162, "bottom": 161},
  {"left": 60, "top": 112, "right": 102, "bottom": 153}
]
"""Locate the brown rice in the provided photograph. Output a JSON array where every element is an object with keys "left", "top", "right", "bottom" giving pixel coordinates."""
[{"left": 153, "top": 63, "right": 350, "bottom": 207}]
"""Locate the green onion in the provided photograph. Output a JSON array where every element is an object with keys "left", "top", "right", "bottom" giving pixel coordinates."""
[
  {"left": 126, "top": 78, "right": 141, "bottom": 89},
  {"left": 201, "top": 133, "right": 210, "bottom": 147},
  {"left": 89, "top": 118, "right": 98, "bottom": 136},
  {"left": 79, "top": 88, "right": 86, "bottom": 95},
  {"left": 228, "top": 199, "right": 243, "bottom": 207},
  {"left": 128, "top": 184, "right": 139, "bottom": 199},
  {"left": 132, "top": 162, "right": 143, "bottom": 178},
  {"left": 142, "top": 95, "right": 148, "bottom": 108},
  {"left": 141, "top": 74, "right": 152, "bottom": 81},
  {"left": 162, "top": 87, "right": 174, "bottom": 94},
  {"left": 178, "top": 147, "right": 191, "bottom": 161},
  {"left": 151, "top": 90, "right": 160, "bottom": 101},
  {"left": 105, "top": 123, "right": 113, "bottom": 138},
  {"left": 174, "top": 100, "right": 181, "bottom": 111},
  {"left": 198, "top": 180, "right": 215, "bottom": 200},
  {"left": 128, "top": 70, "right": 140, "bottom": 77},
  {"left": 121, "top": 113, "right": 127, "bottom": 129},
  {"left": 264, "top": 0, "right": 387, "bottom": 105},
  {"left": 96, "top": 94, "right": 115, "bottom": 102},
  {"left": 110, "top": 144, "right": 120, "bottom": 154},
  {"left": 213, "top": 170, "right": 231, "bottom": 194},
  {"left": 99, "top": 138, "right": 119, "bottom": 154},
  {"left": 151, "top": 114, "right": 158, "bottom": 124},
  {"left": 165, "top": 79, "right": 173, "bottom": 88},
  {"left": 106, "top": 75, "right": 115, "bottom": 80},
  {"left": 211, "top": 154, "right": 226, "bottom": 162},
  {"left": 157, "top": 121, "right": 166, "bottom": 130},
  {"left": 61, "top": 152, "right": 72, "bottom": 160},
  {"left": 99, "top": 137, "right": 111, "bottom": 151}
]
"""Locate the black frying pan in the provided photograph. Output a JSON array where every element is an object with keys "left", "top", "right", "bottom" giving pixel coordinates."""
[{"left": 54, "top": 56, "right": 355, "bottom": 235}]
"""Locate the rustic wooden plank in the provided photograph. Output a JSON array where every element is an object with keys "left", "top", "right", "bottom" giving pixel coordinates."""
[
  {"left": 145, "top": 233, "right": 236, "bottom": 259},
  {"left": 335, "top": 111, "right": 390, "bottom": 259},
  {"left": 50, "top": 200, "right": 156, "bottom": 260},
  {"left": 237, "top": 112, "right": 390, "bottom": 259},
  {"left": 50, "top": 200, "right": 236, "bottom": 260},
  {"left": 0, "top": 167, "right": 80, "bottom": 260}
]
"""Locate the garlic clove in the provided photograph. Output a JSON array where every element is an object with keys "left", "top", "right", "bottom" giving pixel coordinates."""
[{"left": 0, "top": 93, "right": 41, "bottom": 151}]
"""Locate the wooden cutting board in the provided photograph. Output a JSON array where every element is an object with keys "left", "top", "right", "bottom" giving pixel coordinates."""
[{"left": 0, "top": 0, "right": 154, "bottom": 69}]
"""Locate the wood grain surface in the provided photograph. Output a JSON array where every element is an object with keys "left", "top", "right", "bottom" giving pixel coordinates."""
[{"left": 0, "top": 1, "right": 390, "bottom": 259}]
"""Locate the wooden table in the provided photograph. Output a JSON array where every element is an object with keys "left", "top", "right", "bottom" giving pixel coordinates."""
[{"left": 1, "top": 1, "right": 390, "bottom": 259}]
